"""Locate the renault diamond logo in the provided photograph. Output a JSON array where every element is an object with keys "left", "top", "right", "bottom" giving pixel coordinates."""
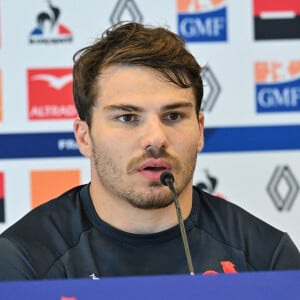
[
  {"left": 267, "top": 165, "right": 299, "bottom": 211},
  {"left": 201, "top": 66, "right": 221, "bottom": 112},
  {"left": 110, "top": 0, "right": 143, "bottom": 24}
]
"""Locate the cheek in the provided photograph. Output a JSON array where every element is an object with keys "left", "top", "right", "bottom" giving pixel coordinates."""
[
  {"left": 173, "top": 130, "right": 201, "bottom": 153},
  {"left": 93, "top": 132, "right": 133, "bottom": 158}
]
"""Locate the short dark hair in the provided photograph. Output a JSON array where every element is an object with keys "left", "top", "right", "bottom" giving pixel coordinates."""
[{"left": 73, "top": 22, "right": 203, "bottom": 127}]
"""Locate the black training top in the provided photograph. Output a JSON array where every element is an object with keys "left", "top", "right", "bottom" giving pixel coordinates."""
[{"left": 0, "top": 184, "right": 299, "bottom": 281}]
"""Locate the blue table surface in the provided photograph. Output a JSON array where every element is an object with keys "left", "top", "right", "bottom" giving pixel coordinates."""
[{"left": 0, "top": 270, "right": 299, "bottom": 300}]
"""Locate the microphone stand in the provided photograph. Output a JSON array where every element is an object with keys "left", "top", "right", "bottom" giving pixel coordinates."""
[{"left": 161, "top": 173, "right": 195, "bottom": 276}]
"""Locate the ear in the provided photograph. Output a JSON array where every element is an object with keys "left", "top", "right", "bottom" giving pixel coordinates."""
[
  {"left": 197, "top": 113, "right": 205, "bottom": 152},
  {"left": 73, "top": 119, "right": 92, "bottom": 157}
]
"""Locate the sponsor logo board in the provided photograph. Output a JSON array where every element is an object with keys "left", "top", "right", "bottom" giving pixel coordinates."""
[{"left": 27, "top": 68, "right": 76, "bottom": 120}]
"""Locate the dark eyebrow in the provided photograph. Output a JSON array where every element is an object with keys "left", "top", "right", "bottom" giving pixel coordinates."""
[
  {"left": 103, "top": 104, "right": 145, "bottom": 112},
  {"left": 103, "top": 102, "right": 194, "bottom": 113},
  {"left": 162, "top": 102, "right": 194, "bottom": 110}
]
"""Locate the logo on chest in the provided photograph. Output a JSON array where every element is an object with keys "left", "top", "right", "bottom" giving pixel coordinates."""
[{"left": 203, "top": 260, "right": 238, "bottom": 275}]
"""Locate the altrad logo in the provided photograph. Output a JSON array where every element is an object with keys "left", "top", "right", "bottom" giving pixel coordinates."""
[{"left": 27, "top": 68, "right": 76, "bottom": 120}]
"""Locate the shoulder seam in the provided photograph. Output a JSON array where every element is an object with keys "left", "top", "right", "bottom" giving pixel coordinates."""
[{"left": 44, "top": 228, "right": 93, "bottom": 277}]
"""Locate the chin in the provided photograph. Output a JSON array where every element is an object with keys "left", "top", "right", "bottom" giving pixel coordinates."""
[
  {"left": 131, "top": 198, "right": 174, "bottom": 210},
  {"left": 125, "top": 188, "right": 174, "bottom": 210}
]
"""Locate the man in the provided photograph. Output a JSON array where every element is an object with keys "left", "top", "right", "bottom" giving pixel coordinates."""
[{"left": 0, "top": 22, "right": 299, "bottom": 280}]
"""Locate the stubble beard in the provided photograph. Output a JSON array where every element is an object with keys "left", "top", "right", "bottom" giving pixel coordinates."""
[{"left": 91, "top": 146, "right": 197, "bottom": 210}]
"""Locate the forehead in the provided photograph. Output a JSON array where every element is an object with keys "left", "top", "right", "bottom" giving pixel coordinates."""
[{"left": 95, "top": 65, "right": 196, "bottom": 108}]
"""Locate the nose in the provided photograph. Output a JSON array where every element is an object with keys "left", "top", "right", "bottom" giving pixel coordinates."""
[{"left": 140, "top": 115, "right": 168, "bottom": 154}]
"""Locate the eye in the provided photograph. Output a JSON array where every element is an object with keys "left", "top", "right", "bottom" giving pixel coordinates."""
[
  {"left": 117, "top": 114, "right": 138, "bottom": 123},
  {"left": 166, "top": 112, "right": 182, "bottom": 121}
]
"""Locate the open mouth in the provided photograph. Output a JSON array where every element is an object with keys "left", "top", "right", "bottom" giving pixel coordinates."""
[
  {"left": 139, "top": 166, "right": 169, "bottom": 181},
  {"left": 143, "top": 166, "right": 167, "bottom": 171},
  {"left": 137, "top": 159, "right": 172, "bottom": 180}
]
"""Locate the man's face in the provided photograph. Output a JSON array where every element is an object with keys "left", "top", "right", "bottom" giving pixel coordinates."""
[{"left": 76, "top": 65, "right": 204, "bottom": 209}]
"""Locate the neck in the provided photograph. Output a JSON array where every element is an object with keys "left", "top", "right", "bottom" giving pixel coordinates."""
[{"left": 89, "top": 181, "right": 193, "bottom": 234}]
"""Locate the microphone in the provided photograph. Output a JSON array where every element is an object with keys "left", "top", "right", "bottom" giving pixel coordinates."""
[{"left": 160, "top": 172, "right": 195, "bottom": 276}]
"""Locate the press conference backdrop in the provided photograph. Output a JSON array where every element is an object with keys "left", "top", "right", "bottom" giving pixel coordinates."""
[{"left": 0, "top": 0, "right": 299, "bottom": 249}]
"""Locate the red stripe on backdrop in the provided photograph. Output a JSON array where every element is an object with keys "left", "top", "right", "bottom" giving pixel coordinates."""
[{"left": 253, "top": 0, "right": 300, "bottom": 16}]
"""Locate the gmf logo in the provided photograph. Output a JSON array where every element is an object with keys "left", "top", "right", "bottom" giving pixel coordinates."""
[
  {"left": 255, "top": 60, "right": 300, "bottom": 113},
  {"left": 177, "top": 0, "right": 228, "bottom": 42}
]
